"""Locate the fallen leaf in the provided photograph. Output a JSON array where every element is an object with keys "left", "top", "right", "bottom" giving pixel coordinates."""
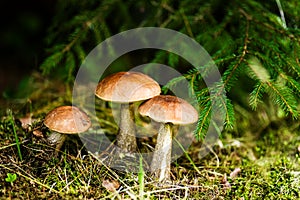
[
  {"left": 32, "top": 130, "right": 43, "bottom": 137},
  {"left": 19, "top": 114, "right": 37, "bottom": 130},
  {"left": 230, "top": 167, "right": 241, "bottom": 179},
  {"left": 221, "top": 174, "right": 231, "bottom": 190},
  {"left": 102, "top": 179, "right": 120, "bottom": 192},
  {"left": 19, "top": 115, "right": 32, "bottom": 129}
]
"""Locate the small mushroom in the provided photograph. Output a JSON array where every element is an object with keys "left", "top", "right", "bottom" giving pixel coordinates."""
[
  {"left": 44, "top": 106, "right": 91, "bottom": 154},
  {"left": 95, "top": 71, "right": 161, "bottom": 152},
  {"left": 138, "top": 95, "right": 198, "bottom": 182}
]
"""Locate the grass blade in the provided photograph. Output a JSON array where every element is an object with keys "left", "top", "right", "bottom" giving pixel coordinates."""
[
  {"left": 8, "top": 109, "right": 23, "bottom": 161},
  {"left": 138, "top": 156, "right": 145, "bottom": 200}
]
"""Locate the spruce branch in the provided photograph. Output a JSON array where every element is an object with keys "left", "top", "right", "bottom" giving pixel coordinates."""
[
  {"left": 247, "top": 57, "right": 270, "bottom": 83},
  {"left": 40, "top": 1, "right": 114, "bottom": 76},
  {"left": 222, "top": 11, "right": 250, "bottom": 91},
  {"left": 249, "top": 82, "right": 265, "bottom": 110},
  {"left": 179, "top": 8, "right": 194, "bottom": 38},
  {"left": 38, "top": 0, "right": 300, "bottom": 140},
  {"left": 275, "top": 51, "right": 300, "bottom": 78},
  {"left": 265, "top": 81, "right": 299, "bottom": 118},
  {"left": 196, "top": 98, "right": 212, "bottom": 140},
  {"left": 224, "top": 98, "right": 235, "bottom": 129},
  {"left": 279, "top": 74, "right": 300, "bottom": 96}
]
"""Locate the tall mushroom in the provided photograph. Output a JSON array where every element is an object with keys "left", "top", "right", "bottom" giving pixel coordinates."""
[
  {"left": 95, "top": 71, "right": 161, "bottom": 152},
  {"left": 138, "top": 95, "right": 198, "bottom": 182},
  {"left": 44, "top": 106, "right": 91, "bottom": 154}
]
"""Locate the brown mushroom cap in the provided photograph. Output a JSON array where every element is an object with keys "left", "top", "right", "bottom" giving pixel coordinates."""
[
  {"left": 44, "top": 106, "right": 91, "bottom": 134},
  {"left": 95, "top": 71, "right": 161, "bottom": 103},
  {"left": 138, "top": 95, "right": 198, "bottom": 125}
]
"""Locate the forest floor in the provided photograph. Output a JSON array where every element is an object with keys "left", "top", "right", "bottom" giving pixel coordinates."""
[{"left": 0, "top": 75, "right": 299, "bottom": 199}]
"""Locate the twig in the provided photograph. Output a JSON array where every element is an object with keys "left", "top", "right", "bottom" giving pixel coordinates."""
[
  {"left": 174, "top": 138, "right": 201, "bottom": 175},
  {"left": 0, "top": 140, "right": 29, "bottom": 150},
  {"left": 223, "top": 9, "right": 250, "bottom": 88},
  {"left": 180, "top": 9, "right": 194, "bottom": 38},
  {"left": 275, "top": 0, "right": 287, "bottom": 29}
]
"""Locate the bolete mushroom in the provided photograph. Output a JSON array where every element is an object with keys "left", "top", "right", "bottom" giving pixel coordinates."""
[
  {"left": 138, "top": 95, "right": 198, "bottom": 182},
  {"left": 44, "top": 106, "right": 91, "bottom": 154},
  {"left": 95, "top": 71, "right": 161, "bottom": 152}
]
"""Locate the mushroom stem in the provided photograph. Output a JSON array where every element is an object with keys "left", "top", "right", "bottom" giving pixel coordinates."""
[
  {"left": 48, "top": 132, "right": 67, "bottom": 153},
  {"left": 116, "top": 103, "right": 137, "bottom": 152},
  {"left": 150, "top": 123, "right": 173, "bottom": 182}
]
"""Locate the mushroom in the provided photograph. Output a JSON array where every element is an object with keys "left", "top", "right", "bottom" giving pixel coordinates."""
[
  {"left": 95, "top": 71, "right": 161, "bottom": 152},
  {"left": 44, "top": 106, "right": 91, "bottom": 154},
  {"left": 138, "top": 95, "right": 198, "bottom": 182}
]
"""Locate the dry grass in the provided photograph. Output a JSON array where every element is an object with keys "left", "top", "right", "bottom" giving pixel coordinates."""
[{"left": 0, "top": 77, "right": 299, "bottom": 199}]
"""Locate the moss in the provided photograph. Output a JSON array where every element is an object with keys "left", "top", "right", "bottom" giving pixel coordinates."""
[
  {"left": 1, "top": 0, "right": 299, "bottom": 198},
  {"left": 0, "top": 101, "right": 299, "bottom": 199}
]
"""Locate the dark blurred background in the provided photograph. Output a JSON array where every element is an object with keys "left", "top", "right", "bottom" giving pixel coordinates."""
[{"left": 0, "top": 0, "right": 56, "bottom": 96}]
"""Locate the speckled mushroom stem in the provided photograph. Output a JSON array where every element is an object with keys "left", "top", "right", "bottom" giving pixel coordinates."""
[
  {"left": 116, "top": 103, "right": 137, "bottom": 152},
  {"left": 150, "top": 123, "right": 173, "bottom": 182},
  {"left": 48, "top": 132, "right": 67, "bottom": 154}
]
